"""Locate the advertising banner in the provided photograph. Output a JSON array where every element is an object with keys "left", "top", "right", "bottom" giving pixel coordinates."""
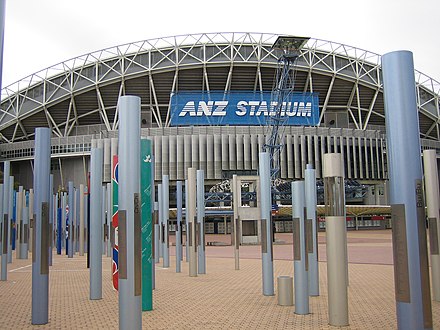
[{"left": 170, "top": 91, "right": 319, "bottom": 126}]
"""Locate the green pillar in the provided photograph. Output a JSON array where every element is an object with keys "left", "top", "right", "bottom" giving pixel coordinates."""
[{"left": 141, "top": 138, "right": 153, "bottom": 311}]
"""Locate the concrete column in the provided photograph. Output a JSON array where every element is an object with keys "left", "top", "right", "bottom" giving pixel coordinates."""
[
  {"left": 118, "top": 95, "right": 142, "bottom": 329},
  {"left": 292, "top": 180, "right": 309, "bottom": 314},
  {"left": 323, "top": 153, "right": 348, "bottom": 326},
  {"left": 32, "top": 127, "right": 51, "bottom": 325},
  {"left": 382, "top": 50, "right": 432, "bottom": 329},
  {"left": 162, "top": 175, "right": 170, "bottom": 268},
  {"left": 259, "top": 152, "right": 274, "bottom": 296},
  {"left": 423, "top": 150, "right": 440, "bottom": 301},
  {"left": 68, "top": 182, "right": 74, "bottom": 258},
  {"left": 197, "top": 170, "right": 206, "bottom": 274},
  {"left": 176, "top": 181, "right": 182, "bottom": 273},
  {"left": 187, "top": 168, "right": 197, "bottom": 277},
  {"left": 90, "top": 147, "right": 103, "bottom": 300},
  {"left": 305, "top": 164, "right": 319, "bottom": 296}
]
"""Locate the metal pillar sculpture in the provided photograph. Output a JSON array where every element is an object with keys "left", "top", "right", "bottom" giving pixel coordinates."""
[
  {"left": 305, "top": 164, "right": 319, "bottom": 296},
  {"left": 118, "top": 95, "right": 142, "bottom": 329},
  {"left": 292, "top": 180, "right": 309, "bottom": 314},
  {"left": 162, "top": 175, "right": 170, "bottom": 268},
  {"left": 382, "top": 50, "right": 432, "bottom": 329},
  {"left": 197, "top": 170, "right": 206, "bottom": 274},
  {"left": 323, "top": 153, "right": 348, "bottom": 326},
  {"left": 187, "top": 168, "right": 197, "bottom": 277},
  {"left": 176, "top": 181, "right": 183, "bottom": 273},
  {"left": 423, "top": 150, "right": 440, "bottom": 302},
  {"left": 32, "top": 127, "right": 51, "bottom": 325},
  {"left": 259, "top": 152, "right": 274, "bottom": 296}
]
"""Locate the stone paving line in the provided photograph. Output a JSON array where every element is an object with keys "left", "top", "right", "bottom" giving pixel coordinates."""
[{"left": 0, "top": 232, "right": 438, "bottom": 329}]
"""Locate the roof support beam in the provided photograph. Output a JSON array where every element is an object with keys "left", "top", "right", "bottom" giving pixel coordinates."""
[
  {"left": 363, "top": 88, "right": 379, "bottom": 130},
  {"left": 318, "top": 74, "right": 336, "bottom": 124}
]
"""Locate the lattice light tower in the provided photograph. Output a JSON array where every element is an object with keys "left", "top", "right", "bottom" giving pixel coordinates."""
[{"left": 264, "top": 36, "right": 309, "bottom": 184}]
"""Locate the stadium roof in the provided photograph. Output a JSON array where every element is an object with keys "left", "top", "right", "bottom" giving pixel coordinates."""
[{"left": 0, "top": 32, "right": 439, "bottom": 143}]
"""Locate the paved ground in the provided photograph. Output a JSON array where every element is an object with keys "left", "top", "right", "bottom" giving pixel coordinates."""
[{"left": 0, "top": 229, "right": 438, "bottom": 329}]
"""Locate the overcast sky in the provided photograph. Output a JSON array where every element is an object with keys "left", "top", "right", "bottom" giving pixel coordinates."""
[{"left": 2, "top": 0, "right": 439, "bottom": 88}]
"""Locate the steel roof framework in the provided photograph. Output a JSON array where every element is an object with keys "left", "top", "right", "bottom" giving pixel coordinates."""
[{"left": 0, "top": 32, "right": 439, "bottom": 143}]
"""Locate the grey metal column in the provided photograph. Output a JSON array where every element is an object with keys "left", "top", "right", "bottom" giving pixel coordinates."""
[
  {"left": 176, "top": 181, "right": 182, "bottom": 273},
  {"left": 188, "top": 168, "right": 197, "bottom": 277},
  {"left": 22, "top": 194, "right": 29, "bottom": 260},
  {"left": 32, "top": 127, "right": 51, "bottom": 325},
  {"left": 259, "top": 152, "right": 274, "bottom": 296},
  {"left": 118, "top": 95, "right": 142, "bottom": 329},
  {"left": 423, "top": 150, "right": 440, "bottom": 301},
  {"left": 1, "top": 161, "right": 9, "bottom": 279},
  {"left": 49, "top": 176, "right": 54, "bottom": 265},
  {"left": 7, "top": 175, "right": 13, "bottom": 263},
  {"left": 29, "top": 188, "right": 34, "bottom": 253},
  {"left": 158, "top": 184, "right": 163, "bottom": 260},
  {"left": 185, "top": 180, "right": 189, "bottom": 262},
  {"left": 382, "top": 50, "right": 432, "bottom": 329},
  {"left": 90, "top": 148, "right": 103, "bottom": 300},
  {"left": 232, "top": 175, "right": 240, "bottom": 270},
  {"left": 0, "top": 184, "right": 3, "bottom": 276},
  {"left": 68, "top": 182, "right": 74, "bottom": 258},
  {"left": 162, "top": 175, "right": 170, "bottom": 268},
  {"left": 292, "top": 180, "right": 309, "bottom": 314},
  {"left": 154, "top": 201, "right": 159, "bottom": 264},
  {"left": 323, "top": 153, "right": 348, "bottom": 326},
  {"left": 79, "top": 184, "right": 85, "bottom": 256},
  {"left": 107, "top": 182, "right": 111, "bottom": 258},
  {"left": 197, "top": 170, "right": 206, "bottom": 274},
  {"left": 16, "top": 187, "right": 23, "bottom": 259},
  {"left": 305, "top": 164, "right": 319, "bottom": 296}
]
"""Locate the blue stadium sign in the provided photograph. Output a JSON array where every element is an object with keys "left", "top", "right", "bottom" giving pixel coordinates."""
[{"left": 169, "top": 91, "right": 319, "bottom": 126}]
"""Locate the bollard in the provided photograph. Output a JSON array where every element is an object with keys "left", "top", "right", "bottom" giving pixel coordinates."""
[{"left": 277, "top": 276, "right": 293, "bottom": 306}]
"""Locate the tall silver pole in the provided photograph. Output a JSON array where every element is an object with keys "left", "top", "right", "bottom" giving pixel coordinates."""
[
  {"left": 29, "top": 188, "right": 33, "bottom": 253},
  {"left": 90, "top": 148, "right": 103, "bottom": 299},
  {"left": 197, "top": 170, "right": 206, "bottom": 274},
  {"left": 382, "top": 50, "right": 432, "bottom": 329},
  {"left": 423, "top": 150, "right": 440, "bottom": 301},
  {"left": 118, "top": 95, "right": 142, "bottom": 329},
  {"left": 154, "top": 201, "right": 159, "bottom": 264},
  {"left": 68, "top": 181, "right": 74, "bottom": 258},
  {"left": 49, "top": 175, "right": 53, "bottom": 265},
  {"left": 323, "top": 153, "right": 348, "bottom": 326},
  {"left": 16, "top": 187, "right": 23, "bottom": 259},
  {"left": 79, "top": 184, "right": 85, "bottom": 256},
  {"left": 158, "top": 184, "right": 163, "bottom": 260},
  {"left": 107, "top": 182, "right": 111, "bottom": 257},
  {"left": 22, "top": 193, "right": 28, "bottom": 259},
  {"left": 259, "top": 152, "right": 274, "bottom": 296},
  {"left": 188, "top": 168, "right": 197, "bottom": 277},
  {"left": 185, "top": 180, "right": 189, "bottom": 262},
  {"left": 292, "top": 180, "right": 309, "bottom": 314},
  {"left": 7, "top": 175, "right": 13, "bottom": 263},
  {"left": 305, "top": 164, "right": 319, "bottom": 296},
  {"left": 0, "top": 184, "right": 3, "bottom": 275},
  {"left": 162, "top": 175, "right": 170, "bottom": 268},
  {"left": 32, "top": 127, "right": 50, "bottom": 325},
  {"left": 176, "top": 181, "right": 182, "bottom": 273},
  {"left": 1, "top": 161, "right": 9, "bottom": 280}
]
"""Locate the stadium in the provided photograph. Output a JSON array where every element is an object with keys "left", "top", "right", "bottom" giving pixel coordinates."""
[{"left": 1, "top": 32, "right": 439, "bottom": 230}]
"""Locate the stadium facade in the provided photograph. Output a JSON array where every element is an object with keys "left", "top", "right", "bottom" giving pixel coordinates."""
[{"left": 1, "top": 32, "right": 440, "bottom": 207}]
